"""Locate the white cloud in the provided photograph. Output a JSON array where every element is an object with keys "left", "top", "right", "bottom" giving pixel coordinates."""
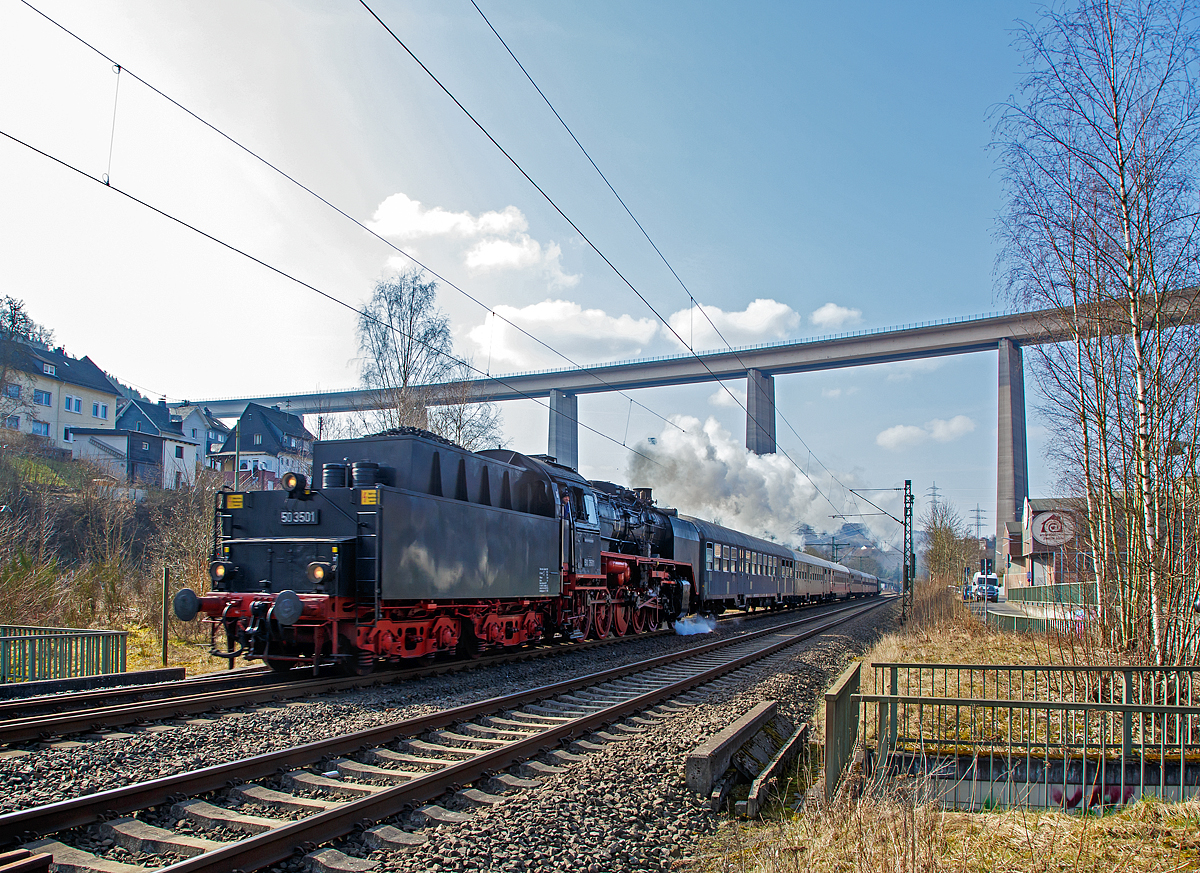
[
  {"left": 927, "top": 415, "right": 975, "bottom": 442},
  {"left": 709, "top": 384, "right": 746, "bottom": 408},
  {"left": 822, "top": 387, "right": 842, "bottom": 399},
  {"left": 810, "top": 302, "right": 862, "bottom": 329},
  {"left": 665, "top": 299, "right": 800, "bottom": 351},
  {"left": 884, "top": 359, "right": 944, "bottom": 382},
  {"left": 367, "top": 192, "right": 526, "bottom": 240},
  {"left": 367, "top": 192, "right": 580, "bottom": 288},
  {"left": 876, "top": 415, "right": 976, "bottom": 451},
  {"left": 466, "top": 299, "right": 659, "bottom": 370},
  {"left": 876, "top": 424, "right": 928, "bottom": 450}
]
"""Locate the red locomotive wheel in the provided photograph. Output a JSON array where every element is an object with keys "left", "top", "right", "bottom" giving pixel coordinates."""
[
  {"left": 612, "top": 601, "right": 632, "bottom": 637},
  {"left": 590, "top": 595, "right": 613, "bottom": 640},
  {"left": 639, "top": 606, "right": 659, "bottom": 633}
]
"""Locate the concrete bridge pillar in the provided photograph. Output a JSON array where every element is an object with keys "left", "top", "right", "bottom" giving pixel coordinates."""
[
  {"left": 548, "top": 389, "right": 579, "bottom": 469},
  {"left": 746, "top": 368, "right": 777, "bottom": 455},
  {"left": 996, "top": 338, "right": 1029, "bottom": 546}
]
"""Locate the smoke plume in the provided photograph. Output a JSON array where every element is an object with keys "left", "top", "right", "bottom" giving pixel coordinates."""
[{"left": 627, "top": 416, "right": 865, "bottom": 545}]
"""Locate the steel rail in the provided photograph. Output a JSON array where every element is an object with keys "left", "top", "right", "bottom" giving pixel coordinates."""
[
  {"left": 0, "top": 598, "right": 884, "bottom": 844},
  {"left": 156, "top": 598, "right": 887, "bottom": 873},
  {"left": 0, "top": 600, "right": 836, "bottom": 743},
  {"left": 0, "top": 627, "right": 683, "bottom": 744}
]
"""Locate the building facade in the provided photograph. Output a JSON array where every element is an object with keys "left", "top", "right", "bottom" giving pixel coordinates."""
[
  {"left": 70, "top": 399, "right": 200, "bottom": 489},
  {"left": 210, "top": 402, "right": 314, "bottom": 488},
  {"left": 0, "top": 341, "right": 121, "bottom": 451}
]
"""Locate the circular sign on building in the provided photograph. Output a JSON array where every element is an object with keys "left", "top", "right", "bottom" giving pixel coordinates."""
[{"left": 1032, "top": 511, "right": 1076, "bottom": 547}]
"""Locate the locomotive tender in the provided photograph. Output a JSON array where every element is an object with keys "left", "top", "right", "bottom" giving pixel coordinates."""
[{"left": 174, "top": 428, "right": 879, "bottom": 672}]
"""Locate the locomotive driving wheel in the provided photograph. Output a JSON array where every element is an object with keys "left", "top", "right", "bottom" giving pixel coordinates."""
[
  {"left": 589, "top": 593, "right": 613, "bottom": 639},
  {"left": 637, "top": 605, "right": 659, "bottom": 633},
  {"left": 612, "top": 595, "right": 632, "bottom": 637}
]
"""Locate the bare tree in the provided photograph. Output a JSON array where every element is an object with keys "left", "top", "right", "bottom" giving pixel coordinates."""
[
  {"left": 357, "top": 271, "right": 503, "bottom": 448},
  {"left": 919, "top": 501, "right": 975, "bottom": 589},
  {"left": 995, "top": 0, "right": 1200, "bottom": 662}
]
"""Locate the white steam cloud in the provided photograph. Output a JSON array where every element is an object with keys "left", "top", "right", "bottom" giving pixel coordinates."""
[{"left": 627, "top": 416, "right": 858, "bottom": 544}]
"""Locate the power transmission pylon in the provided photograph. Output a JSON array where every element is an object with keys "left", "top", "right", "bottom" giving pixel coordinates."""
[
  {"left": 925, "top": 482, "right": 940, "bottom": 508},
  {"left": 970, "top": 505, "right": 986, "bottom": 540}
]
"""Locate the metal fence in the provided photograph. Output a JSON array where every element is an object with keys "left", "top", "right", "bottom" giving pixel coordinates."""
[
  {"left": 1006, "top": 582, "right": 1099, "bottom": 606},
  {"left": 846, "top": 663, "right": 1200, "bottom": 810},
  {"left": 985, "top": 610, "right": 1091, "bottom": 636},
  {"left": 824, "top": 661, "right": 861, "bottom": 801},
  {"left": 0, "top": 626, "right": 127, "bottom": 683}
]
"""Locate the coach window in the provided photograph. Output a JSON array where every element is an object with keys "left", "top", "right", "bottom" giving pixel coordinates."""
[{"left": 705, "top": 543, "right": 714, "bottom": 572}]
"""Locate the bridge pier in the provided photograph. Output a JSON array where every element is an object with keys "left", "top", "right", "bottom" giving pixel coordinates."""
[
  {"left": 548, "top": 389, "right": 579, "bottom": 469},
  {"left": 746, "top": 369, "right": 776, "bottom": 455},
  {"left": 996, "top": 338, "right": 1029, "bottom": 551}
]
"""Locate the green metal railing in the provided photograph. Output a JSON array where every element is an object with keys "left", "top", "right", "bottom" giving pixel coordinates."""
[
  {"left": 985, "top": 610, "right": 1089, "bottom": 635},
  {"left": 1006, "top": 581, "right": 1099, "bottom": 606},
  {"left": 0, "top": 625, "right": 127, "bottom": 683},
  {"left": 847, "top": 663, "right": 1200, "bottom": 810},
  {"left": 824, "top": 660, "right": 861, "bottom": 801}
]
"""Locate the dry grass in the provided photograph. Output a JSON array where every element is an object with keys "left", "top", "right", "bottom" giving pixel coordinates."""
[
  {"left": 693, "top": 582, "right": 1200, "bottom": 873},
  {"left": 124, "top": 625, "right": 226, "bottom": 676},
  {"left": 696, "top": 791, "right": 1200, "bottom": 872}
]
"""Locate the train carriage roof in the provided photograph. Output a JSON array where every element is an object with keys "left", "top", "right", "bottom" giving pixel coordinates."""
[{"left": 679, "top": 516, "right": 796, "bottom": 558}]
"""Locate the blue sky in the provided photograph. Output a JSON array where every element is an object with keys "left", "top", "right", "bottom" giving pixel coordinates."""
[{"left": 0, "top": 1, "right": 1047, "bottom": 545}]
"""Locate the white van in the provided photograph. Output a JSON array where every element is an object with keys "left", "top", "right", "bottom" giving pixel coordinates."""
[{"left": 970, "top": 573, "right": 1000, "bottom": 601}]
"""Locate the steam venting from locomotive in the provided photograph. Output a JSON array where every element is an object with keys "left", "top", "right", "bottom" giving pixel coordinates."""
[{"left": 628, "top": 416, "right": 865, "bottom": 543}]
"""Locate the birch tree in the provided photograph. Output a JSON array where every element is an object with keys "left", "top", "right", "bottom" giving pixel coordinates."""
[{"left": 996, "top": 0, "right": 1200, "bottom": 662}]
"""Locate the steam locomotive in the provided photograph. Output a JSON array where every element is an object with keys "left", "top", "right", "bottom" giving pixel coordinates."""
[{"left": 173, "top": 428, "right": 879, "bottom": 673}]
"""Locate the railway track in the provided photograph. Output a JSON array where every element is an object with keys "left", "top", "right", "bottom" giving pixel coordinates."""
[
  {"left": 2, "top": 598, "right": 885, "bottom": 873},
  {"left": 0, "top": 601, "right": 834, "bottom": 745}
]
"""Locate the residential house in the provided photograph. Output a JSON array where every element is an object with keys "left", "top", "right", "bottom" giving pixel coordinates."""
[
  {"left": 175, "top": 405, "right": 232, "bottom": 470},
  {"left": 71, "top": 399, "right": 200, "bottom": 490},
  {"left": 0, "top": 340, "right": 120, "bottom": 451},
  {"left": 210, "top": 402, "right": 314, "bottom": 489}
]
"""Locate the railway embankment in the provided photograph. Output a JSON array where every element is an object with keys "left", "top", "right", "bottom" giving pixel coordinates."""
[{"left": 695, "top": 583, "right": 1200, "bottom": 873}]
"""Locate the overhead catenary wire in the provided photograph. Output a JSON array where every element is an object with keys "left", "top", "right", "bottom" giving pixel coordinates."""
[
  {"left": 0, "top": 125, "right": 665, "bottom": 471},
  {"left": 363, "top": 0, "right": 853, "bottom": 518},
  {"left": 16, "top": 0, "right": 684, "bottom": 439},
  {"left": 469, "top": 0, "right": 866, "bottom": 520}
]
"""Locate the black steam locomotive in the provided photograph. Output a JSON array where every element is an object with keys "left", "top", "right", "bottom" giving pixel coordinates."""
[{"left": 174, "top": 428, "right": 878, "bottom": 672}]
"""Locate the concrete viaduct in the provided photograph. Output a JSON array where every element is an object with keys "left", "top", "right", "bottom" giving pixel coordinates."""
[{"left": 185, "top": 307, "right": 1093, "bottom": 545}]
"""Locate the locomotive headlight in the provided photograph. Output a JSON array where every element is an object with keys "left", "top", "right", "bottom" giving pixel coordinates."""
[
  {"left": 306, "top": 561, "right": 333, "bottom": 584},
  {"left": 209, "top": 560, "right": 234, "bottom": 583},
  {"left": 281, "top": 472, "right": 307, "bottom": 496}
]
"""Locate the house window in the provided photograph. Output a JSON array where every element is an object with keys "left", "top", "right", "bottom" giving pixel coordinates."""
[
  {"left": 175, "top": 445, "right": 184, "bottom": 459},
  {"left": 33, "top": 389, "right": 51, "bottom": 406},
  {"left": 41, "top": 363, "right": 55, "bottom": 376},
  {"left": 63, "top": 427, "right": 72, "bottom": 442},
  {"left": 64, "top": 395, "right": 82, "bottom": 413},
  {"left": 31, "top": 421, "right": 49, "bottom": 437},
  {"left": 253, "top": 434, "right": 263, "bottom": 445},
  {"left": 3, "top": 384, "right": 19, "bottom": 400},
  {"left": 141, "top": 441, "right": 149, "bottom": 451},
  {"left": 191, "top": 428, "right": 197, "bottom": 438},
  {"left": 3, "top": 415, "right": 17, "bottom": 429},
  {"left": 93, "top": 402, "right": 108, "bottom": 419}
]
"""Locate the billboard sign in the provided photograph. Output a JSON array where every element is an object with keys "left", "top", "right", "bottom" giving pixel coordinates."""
[{"left": 1032, "top": 511, "right": 1075, "bottom": 547}]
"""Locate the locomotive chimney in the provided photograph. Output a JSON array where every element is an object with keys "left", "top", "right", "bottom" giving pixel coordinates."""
[{"left": 633, "top": 487, "right": 653, "bottom": 504}]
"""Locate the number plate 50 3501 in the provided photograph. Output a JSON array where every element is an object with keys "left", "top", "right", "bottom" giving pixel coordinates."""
[{"left": 280, "top": 509, "right": 320, "bottom": 524}]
